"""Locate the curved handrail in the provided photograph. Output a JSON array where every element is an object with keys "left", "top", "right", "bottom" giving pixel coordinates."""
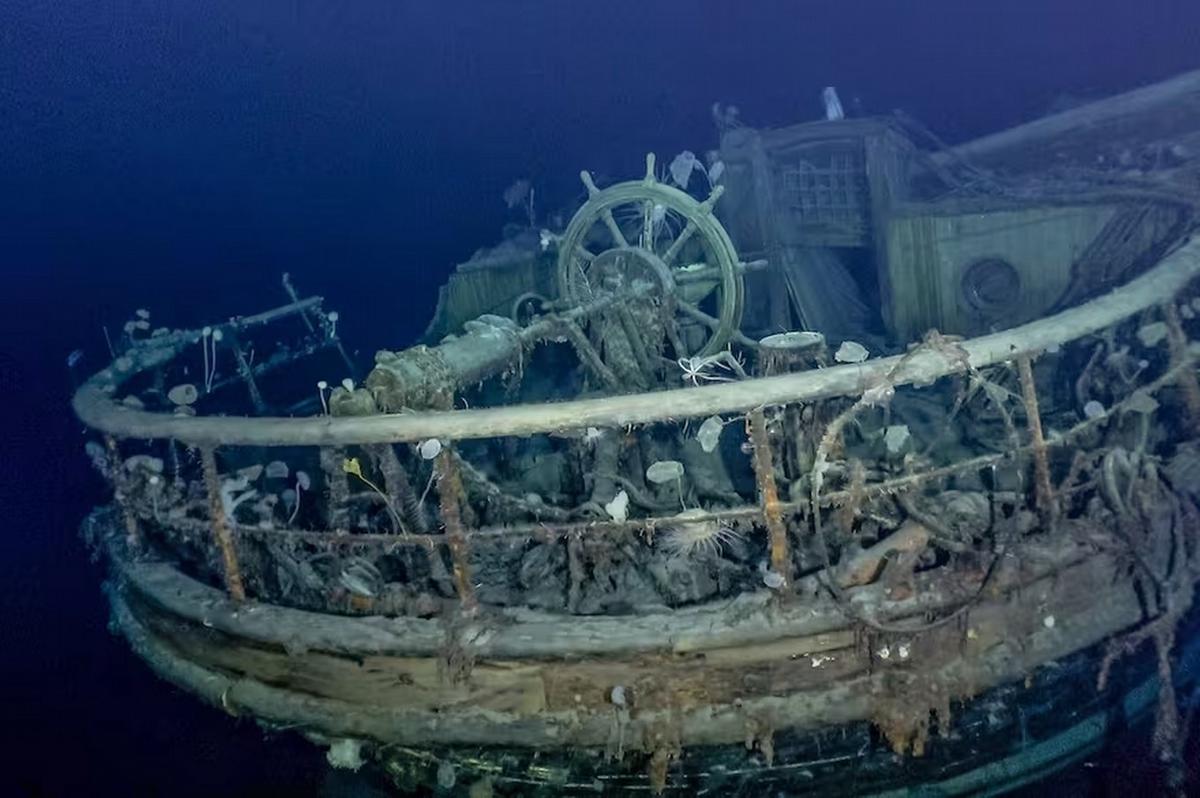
[{"left": 73, "top": 237, "right": 1200, "bottom": 447}]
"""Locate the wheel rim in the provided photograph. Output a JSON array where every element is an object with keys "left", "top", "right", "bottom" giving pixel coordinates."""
[{"left": 556, "top": 153, "right": 744, "bottom": 358}]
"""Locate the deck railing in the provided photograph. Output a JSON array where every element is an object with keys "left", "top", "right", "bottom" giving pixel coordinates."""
[{"left": 74, "top": 237, "right": 1200, "bottom": 619}]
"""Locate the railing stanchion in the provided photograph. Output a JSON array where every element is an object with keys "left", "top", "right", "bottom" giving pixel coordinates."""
[
  {"left": 1016, "top": 355, "right": 1057, "bottom": 528},
  {"left": 435, "top": 446, "right": 478, "bottom": 613},
  {"left": 199, "top": 446, "right": 247, "bottom": 601},
  {"left": 748, "top": 408, "right": 792, "bottom": 587}
]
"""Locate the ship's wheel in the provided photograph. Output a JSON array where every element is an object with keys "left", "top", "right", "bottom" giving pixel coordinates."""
[{"left": 556, "top": 153, "right": 744, "bottom": 359}]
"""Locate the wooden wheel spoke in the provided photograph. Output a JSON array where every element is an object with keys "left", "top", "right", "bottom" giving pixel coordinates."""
[
  {"left": 673, "top": 263, "right": 717, "bottom": 284},
  {"left": 600, "top": 209, "right": 629, "bottom": 248},
  {"left": 641, "top": 200, "right": 654, "bottom": 250},
  {"left": 677, "top": 299, "right": 757, "bottom": 350},
  {"left": 676, "top": 299, "right": 718, "bottom": 331},
  {"left": 661, "top": 220, "right": 697, "bottom": 265}
]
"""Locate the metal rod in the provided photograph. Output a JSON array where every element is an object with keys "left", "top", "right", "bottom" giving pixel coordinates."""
[
  {"left": 228, "top": 331, "right": 267, "bottom": 414},
  {"left": 434, "top": 446, "right": 477, "bottom": 613},
  {"left": 281, "top": 273, "right": 357, "bottom": 378},
  {"left": 1016, "top": 355, "right": 1057, "bottom": 527},
  {"left": 748, "top": 408, "right": 791, "bottom": 586},
  {"left": 281, "top": 274, "right": 316, "bottom": 332},
  {"left": 233, "top": 294, "right": 323, "bottom": 330},
  {"left": 207, "top": 338, "right": 338, "bottom": 396},
  {"left": 199, "top": 446, "right": 247, "bottom": 601}
]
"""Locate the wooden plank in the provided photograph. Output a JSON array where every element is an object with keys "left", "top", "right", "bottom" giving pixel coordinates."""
[
  {"left": 117, "top": 531, "right": 1099, "bottom": 661},
  {"left": 132, "top": 588, "right": 866, "bottom": 714},
  {"left": 110, "top": 542, "right": 1161, "bottom": 748},
  {"left": 138, "top": 602, "right": 548, "bottom": 713}
]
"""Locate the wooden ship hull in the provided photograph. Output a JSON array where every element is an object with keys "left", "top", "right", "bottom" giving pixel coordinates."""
[
  {"left": 101, "top": 518, "right": 1200, "bottom": 794},
  {"left": 75, "top": 73, "right": 1200, "bottom": 794}
]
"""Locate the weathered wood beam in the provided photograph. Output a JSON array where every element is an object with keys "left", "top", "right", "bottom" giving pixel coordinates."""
[
  {"left": 936, "top": 69, "right": 1200, "bottom": 168},
  {"left": 108, "top": 540, "right": 1162, "bottom": 749},
  {"left": 114, "top": 531, "right": 1101, "bottom": 659}
]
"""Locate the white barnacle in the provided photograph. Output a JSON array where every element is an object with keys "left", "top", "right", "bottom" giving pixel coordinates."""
[
  {"left": 696, "top": 415, "right": 724, "bottom": 453},
  {"left": 1135, "top": 321, "right": 1168, "bottom": 348},
  {"left": 762, "top": 570, "right": 786, "bottom": 589},
  {"left": 604, "top": 489, "right": 629, "bottom": 523},
  {"left": 861, "top": 379, "right": 895, "bottom": 408},
  {"left": 834, "top": 340, "right": 869, "bottom": 364},
  {"left": 418, "top": 438, "right": 443, "bottom": 460},
  {"left": 645, "top": 460, "right": 684, "bottom": 484},
  {"left": 167, "top": 383, "right": 198, "bottom": 406},
  {"left": 884, "top": 424, "right": 910, "bottom": 455}
]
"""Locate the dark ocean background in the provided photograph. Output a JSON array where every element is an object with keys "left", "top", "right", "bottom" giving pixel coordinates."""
[{"left": 2, "top": 1, "right": 1199, "bottom": 794}]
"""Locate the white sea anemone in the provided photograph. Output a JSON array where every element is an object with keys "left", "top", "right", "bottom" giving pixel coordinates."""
[{"left": 659, "top": 509, "right": 743, "bottom": 559}]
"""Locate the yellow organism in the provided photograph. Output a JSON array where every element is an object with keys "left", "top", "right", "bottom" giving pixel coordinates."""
[{"left": 342, "top": 457, "right": 406, "bottom": 533}]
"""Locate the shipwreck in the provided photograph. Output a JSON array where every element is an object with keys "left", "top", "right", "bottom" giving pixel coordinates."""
[{"left": 75, "top": 71, "right": 1200, "bottom": 795}]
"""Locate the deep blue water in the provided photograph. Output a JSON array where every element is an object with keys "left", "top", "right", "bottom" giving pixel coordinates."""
[{"left": 3, "top": 1, "right": 1200, "bottom": 794}]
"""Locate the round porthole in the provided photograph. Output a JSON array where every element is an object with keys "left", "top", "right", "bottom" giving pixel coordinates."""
[{"left": 961, "top": 257, "right": 1021, "bottom": 317}]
